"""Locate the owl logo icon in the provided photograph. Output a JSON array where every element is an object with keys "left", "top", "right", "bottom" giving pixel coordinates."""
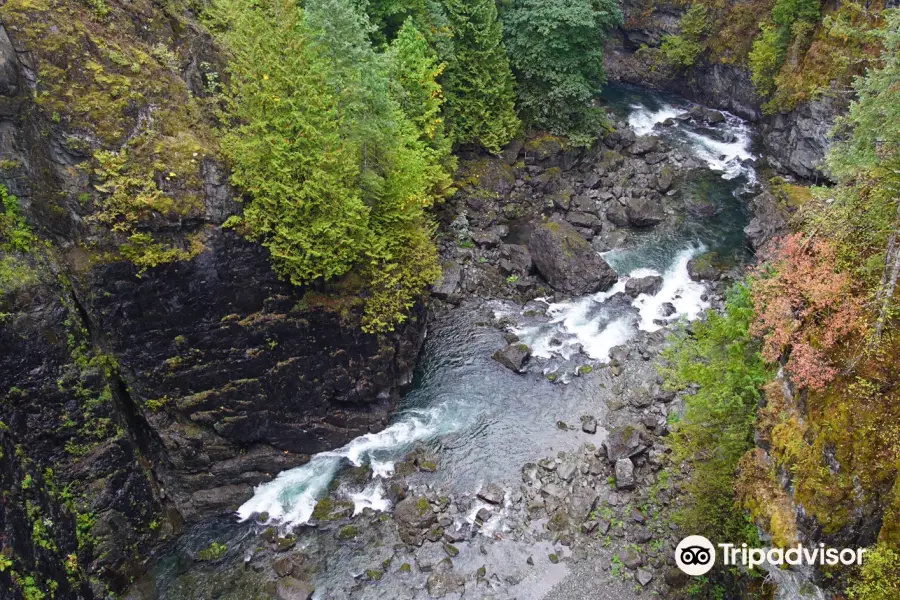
[{"left": 675, "top": 535, "right": 716, "bottom": 576}]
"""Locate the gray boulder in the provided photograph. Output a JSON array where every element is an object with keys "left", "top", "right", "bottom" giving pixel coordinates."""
[
  {"left": 499, "top": 244, "right": 533, "bottom": 274},
  {"left": 426, "top": 572, "right": 465, "bottom": 598},
  {"left": 492, "top": 343, "right": 531, "bottom": 373},
  {"left": 566, "top": 211, "right": 602, "bottom": 232},
  {"left": 629, "top": 136, "right": 659, "bottom": 156},
  {"left": 431, "top": 262, "right": 461, "bottom": 299},
  {"left": 527, "top": 219, "right": 618, "bottom": 295},
  {"left": 625, "top": 196, "right": 665, "bottom": 227},
  {"left": 606, "top": 202, "right": 630, "bottom": 227},
  {"left": 615, "top": 458, "right": 635, "bottom": 490},
  {"left": 625, "top": 275, "right": 663, "bottom": 297},
  {"left": 603, "top": 426, "right": 648, "bottom": 462},
  {"left": 477, "top": 483, "right": 505, "bottom": 505},
  {"left": 276, "top": 578, "right": 314, "bottom": 600},
  {"left": 580, "top": 415, "right": 597, "bottom": 434},
  {"left": 395, "top": 495, "right": 437, "bottom": 546}
]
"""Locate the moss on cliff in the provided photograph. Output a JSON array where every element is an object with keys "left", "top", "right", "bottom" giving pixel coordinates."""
[{"left": 1, "top": 0, "right": 219, "bottom": 269}]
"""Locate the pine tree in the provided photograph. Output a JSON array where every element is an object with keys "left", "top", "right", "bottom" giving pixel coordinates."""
[
  {"left": 212, "top": 0, "right": 370, "bottom": 283},
  {"left": 503, "top": 0, "right": 621, "bottom": 145},
  {"left": 211, "top": 0, "right": 443, "bottom": 331},
  {"left": 387, "top": 19, "right": 456, "bottom": 198},
  {"left": 443, "top": 0, "right": 520, "bottom": 153}
]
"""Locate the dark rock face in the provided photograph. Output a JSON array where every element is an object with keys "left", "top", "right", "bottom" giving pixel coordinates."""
[
  {"left": 74, "top": 231, "right": 426, "bottom": 522},
  {"left": 744, "top": 190, "right": 790, "bottom": 250},
  {"left": 760, "top": 96, "right": 844, "bottom": 181},
  {"left": 0, "top": 11, "right": 428, "bottom": 598},
  {"left": 625, "top": 196, "right": 666, "bottom": 227},
  {"left": 527, "top": 220, "right": 618, "bottom": 295}
]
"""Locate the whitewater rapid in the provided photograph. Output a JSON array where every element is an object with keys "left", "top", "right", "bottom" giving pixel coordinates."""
[{"left": 237, "top": 95, "right": 756, "bottom": 529}]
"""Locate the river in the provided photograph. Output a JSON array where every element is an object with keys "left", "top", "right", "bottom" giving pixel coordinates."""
[{"left": 126, "top": 84, "right": 760, "bottom": 600}]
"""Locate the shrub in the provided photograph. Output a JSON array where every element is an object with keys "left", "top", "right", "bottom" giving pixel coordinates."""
[
  {"left": 847, "top": 545, "right": 900, "bottom": 600},
  {"left": 750, "top": 233, "right": 866, "bottom": 391},
  {"left": 663, "top": 284, "right": 772, "bottom": 543},
  {"left": 661, "top": 4, "right": 710, "bottom": 68}
]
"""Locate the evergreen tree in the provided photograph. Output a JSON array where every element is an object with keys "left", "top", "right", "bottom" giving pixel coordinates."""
[
  {"left": 211, "top": 0, "right": 443, "bottom": 331},
  {"left": 503, "top": 0, "right": 621, "bottom": 145},
  {"left": 443, "top": 0, "right": 520, "bottom": 153},
  {"left": 211, "top": 0, "right": 370, "bottom": 283},
  {"left": 387, "top": 19, "right": 456, "bottom": 198}
]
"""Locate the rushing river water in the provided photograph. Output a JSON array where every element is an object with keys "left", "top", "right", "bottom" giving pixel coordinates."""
[
  {"left": 236, "top": 84, "right": 757, "bottom": 531},
  {"left": 131, "top": 84, "right": 759, "bottom": 599}
]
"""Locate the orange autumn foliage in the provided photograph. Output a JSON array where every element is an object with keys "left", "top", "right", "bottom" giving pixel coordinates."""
[{"left": 750, "top": 233, "right": 867, "bottom": 390}]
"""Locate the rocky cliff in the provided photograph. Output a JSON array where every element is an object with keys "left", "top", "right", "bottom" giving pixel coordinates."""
[
  {"left": 0, "top": 3, "right": 424, "bottom": 598},
  {"left": 605, "top": 0, "right": 847, "bottom": 181}
]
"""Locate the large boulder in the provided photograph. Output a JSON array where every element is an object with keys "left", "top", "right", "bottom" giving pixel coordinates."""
[
  {"left": 629, "top": 135, "right": 659, "bottom": 156},
  {"left": 625, "top": 275, "right": 663, "bottom": 297},
  {"left": 527, "top": 219, "right": 618, "bottom": 295},
  {"left": 615, "top": 458, "right": 636, "bottom": 490},
  {"left": 431, "top": 261, "right": 461, "bottom": 299},
  {"left": 276, "top": 578, "right": 315, "bottom": 600},
  {"left": 492, "top": 343, "right": 531, "bottom": 373},
  {"left": 603, "top": 426, "right": 649, "bottom": 462},
  {"left": 395, "top": 496, "right": 437, "bottom": 546},
  {"left": 606, "top": 202, "right": 630, "bottom": 227},
  {"left": 499, "top": 244, "right": 533, "bottom": 275},
  {"left": 625, "top": 196, "right": 665, "bottom": 227}
]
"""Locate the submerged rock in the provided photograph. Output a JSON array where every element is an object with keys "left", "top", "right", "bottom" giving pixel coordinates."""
[
  {"left": 426, "top": 572, "right": 465, "bottom": 598},
  {"left": 527, "top": 219, "right": 618, "bottom": 295},
  {"left": 580, "top": 415, "right": 598, "bottom": 434}
]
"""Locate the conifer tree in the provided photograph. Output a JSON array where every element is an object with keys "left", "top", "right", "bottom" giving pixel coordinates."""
[
  {"left": 387, "top": 19, "right": 456, "bottom": 198},
  {"left": 503, "top": 0, "right": 621, "bottom": 145},
  {"left": 443, "top": 0, "right": 520, "bottom": 153},
  {"left": 212, "top": 0, "right": 369, "bottom": 283}
]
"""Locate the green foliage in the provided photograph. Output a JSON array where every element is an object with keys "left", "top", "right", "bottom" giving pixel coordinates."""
[
  {"left": 211, "top": 0, "right": 443, "bottom": 331},
  {"left": 661, "top": 4, "right": 710, "bottom": 68},
  {"left": 196, "top": 542, "right": 227, "bottom": 561},
  {"left": 749, "top": 0, "right": 819, "bottom": 98},
  {"left": 0, "top": 185, "right": 34, "bottom": 253},
  {"left": 847, "top": 545, "right": 900, "bottom": 600},
  {"left": 809, "top": 10, "right": 900, "bottom": 282},
  {"left": 770, "top": 0, "right": 819, "bottom": 29},
  {"left": 749, "top": 23, "right": 789, "bottom": 97},
  {"left": 386, "top": 19, "right": 457, "bottom": 198},
  {"left": 443, "top": 0, "right": 520, "bottom": 153},
  {"left": 663, "top": 284, "right": 772, "bottom": 542},
  {"left": 0, "top": 184, "right": 36, "bottom": 294},
  {"left": 502, "top": 0, "right": 621, "bottom": 145}
]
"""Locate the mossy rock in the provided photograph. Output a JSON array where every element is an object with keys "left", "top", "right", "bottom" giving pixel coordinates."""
[{"left": 337, "top": 525, "right": 359, "bottom": 541}]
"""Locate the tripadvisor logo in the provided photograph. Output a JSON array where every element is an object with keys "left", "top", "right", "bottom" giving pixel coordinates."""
[
  {"left": 675, "top": 535, "right": 869, "bottom": 576},
  {"left": 675, "top": 535, "right": 716, "bottom": 576}
]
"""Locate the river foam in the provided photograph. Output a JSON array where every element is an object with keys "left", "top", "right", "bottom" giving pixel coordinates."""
[
  {"left": 237, "top": 407, "right": 448, "bottom": 526},
  {"left": 628, "top": 103, "right": 685, "bottom": 136},
  {"left": 513, "top": 245, "right": 708, "bottom": 363}
]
